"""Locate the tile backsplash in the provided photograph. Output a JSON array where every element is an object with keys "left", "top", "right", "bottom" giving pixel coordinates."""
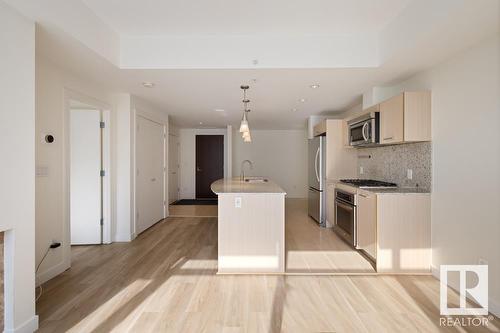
[{"left": 357, "top": 142, "right": 432, "bottom": 191}]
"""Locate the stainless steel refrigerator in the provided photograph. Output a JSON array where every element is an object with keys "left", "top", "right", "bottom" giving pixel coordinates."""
[{"left": 308, "top": 136, "right": 326, "bottom": 226}]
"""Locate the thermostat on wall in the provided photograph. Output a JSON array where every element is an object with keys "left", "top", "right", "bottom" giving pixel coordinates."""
[{"left": 42, "top": 133, "right": 55, "bottom": 144}]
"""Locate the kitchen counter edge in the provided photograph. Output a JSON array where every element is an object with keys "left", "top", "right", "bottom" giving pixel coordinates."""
[
  {"left": 211, "top": 178, "right": 287, "bottom": 195},
  {"left": 326, "top": 179, "right": 430, "bottom": 194}
]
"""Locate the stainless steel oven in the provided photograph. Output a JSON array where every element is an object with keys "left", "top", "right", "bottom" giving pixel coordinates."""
[
  {"left": 348, "top": 112, "right": 379, "bottom": 146},
  {"left": 333, "top": 189, "right": 357, "bottom": 247}
]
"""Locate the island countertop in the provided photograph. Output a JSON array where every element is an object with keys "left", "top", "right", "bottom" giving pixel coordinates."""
[{"left": 211, "top": 178, "right": 286, "bottom": 195}]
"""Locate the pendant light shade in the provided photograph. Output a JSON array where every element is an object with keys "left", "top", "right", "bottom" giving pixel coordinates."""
[
  {"left": 239, "top": 120, "right": 249, "bottom": 133},
  {"left": 239, "top": 111, "right": 249, "bottom": 133},
  {"left": 239, "top": 85, "right": 252, "bottom": 142}
]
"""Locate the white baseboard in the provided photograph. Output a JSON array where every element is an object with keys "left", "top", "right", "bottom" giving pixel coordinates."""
[
  {"left": 37, "top": 260, "right": 70, "bottom": 286},
  {"left": 431, "top": 265, "right": 439, "bottom": 279},
  {"left": 431, "top": 265, "right": 500, "bottom": 317},
  {"left": 4, "top": 315, "right": 38, "bottom": 333},
  {"left": 114, "top": 232, "right": 133, "bottom": 242}
]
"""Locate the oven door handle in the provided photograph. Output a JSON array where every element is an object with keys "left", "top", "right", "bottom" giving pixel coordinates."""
[
  {"left": 362, "top": 122, "right": 369, "bottom": 141},
  {"left": 335, "top": 198, "right": 355, "bottom": 210}
]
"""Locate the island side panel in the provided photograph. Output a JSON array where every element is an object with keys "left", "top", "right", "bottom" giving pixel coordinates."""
[{"left": 218, "top": 193, "right": 285, "bottom": 273}]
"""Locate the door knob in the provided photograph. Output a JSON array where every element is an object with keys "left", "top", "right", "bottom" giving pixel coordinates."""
[{"left": 196, "top": 167, "right": 202, "bottom": 172}]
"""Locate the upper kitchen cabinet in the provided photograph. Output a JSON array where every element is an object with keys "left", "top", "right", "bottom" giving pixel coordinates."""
[
  {"left": 325, "top": 119, "right": 357, "bottom": 180},
  {"left": 379, "top": 91, "right": 431, "bottom": 144},
  {"left": 313, "top": 120, "right": 327, "bottom": 137}
]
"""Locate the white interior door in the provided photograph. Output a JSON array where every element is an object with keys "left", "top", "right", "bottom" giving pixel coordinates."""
[
  {"left": 136, "top": 116, "right": 165, "bottom": 234},
  {"left": 70, "top": 109, "right": 101, "bottom": 245},
  {"left": 168, "top": 133, "right": 179, "bottom": 203}
]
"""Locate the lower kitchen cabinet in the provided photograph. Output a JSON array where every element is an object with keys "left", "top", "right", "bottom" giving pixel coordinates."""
[
  {"left": 326, "top": 183, "right": 336, "bottom": 228},
  {"left": 333, "top": 183, "right": 431, "bottom": 273},
  {"left": 356, "top": 190, "right": 377, "bottom": 261},
  {"left": 376, "top": 193, "right": 431, "bottom": 273}
]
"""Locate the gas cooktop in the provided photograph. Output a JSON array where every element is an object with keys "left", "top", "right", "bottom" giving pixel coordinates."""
[{"left": 340, "top": 179, "right": 398, "bottom": 188}]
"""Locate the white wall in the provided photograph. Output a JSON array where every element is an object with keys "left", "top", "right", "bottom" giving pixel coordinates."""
[
  {"left": 338, "top": 102, "right": 363, "bottom": 120},
  {"left": 35, "top": 57, "right": 170, "bottom": 284},
  {"left": 0, "top": 2, "right": 38, "bottom": 331},
  {"left": 232, "top": 130, "right": 308, "bottom": 198},
  {"left": 35, "top": 57, "right": 117, "bottom": 284},
  {"left": 113, "top": 94, "right": 133, "bottom": 242},
  {"left": 179, "top": 128, "right": 229, "bottom": 199},
  {"left": 372, "top": 35, "right": 500, "bottom": 315}
]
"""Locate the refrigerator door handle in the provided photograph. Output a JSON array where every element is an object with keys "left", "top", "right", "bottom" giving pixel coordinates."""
[{"left": 314, "top": 147, "right": 320, "bottom": 183}]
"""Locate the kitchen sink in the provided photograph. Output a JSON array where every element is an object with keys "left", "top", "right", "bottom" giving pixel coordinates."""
[{"left": 244, "top": 176, "right": 268, "bottom": 183}]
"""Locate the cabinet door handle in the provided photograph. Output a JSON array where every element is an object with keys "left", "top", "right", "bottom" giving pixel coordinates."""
[
  {"left": 359, "top": 194, "right": 368, "bottom": 198},
  {"left": 383, "top": 136, "right": 393, "bottom": 140}
]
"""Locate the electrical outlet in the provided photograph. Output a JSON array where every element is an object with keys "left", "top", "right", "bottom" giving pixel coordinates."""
[
  {"left": 407, "top": 169, "right": 413, "bottom": 180},
  {"left": 360, "top": 166, "right": 364, "bottom": 175},
  {"left": 235, "top": 197, "right": 242, "bottom": 208}
]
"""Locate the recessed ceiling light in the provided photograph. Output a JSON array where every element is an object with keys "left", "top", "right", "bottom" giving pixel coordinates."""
[
  {"left": 299, "top": 98, "right": 306, "bottom": 103},
  {"left": 142, "top": 82, "right": 155, "bottom": 88},
  {"left": 309, "top": 84, "right": 320, "bottom": 89},
  {"left": 214, "top": 109, "right": 225, "bottom": 112},
  {"left": 292, "top": 108, "right": 298, "bottom": 112},
  {"left": 199, "top": 122, "right": 203, "bottom": 125}
]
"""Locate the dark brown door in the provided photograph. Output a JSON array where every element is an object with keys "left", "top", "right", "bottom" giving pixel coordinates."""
[{"left": 196, "top": 135, "right": 224, "bottom": 198}]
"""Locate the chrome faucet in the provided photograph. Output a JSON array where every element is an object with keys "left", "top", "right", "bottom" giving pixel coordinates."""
[{"left": 240, "top": 159, "right": 253, "bottom": 181}]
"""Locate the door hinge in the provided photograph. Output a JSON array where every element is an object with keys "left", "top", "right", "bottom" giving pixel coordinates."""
[
  {"left": 100, "top": 218, "right": 104, "bottom": 226},
  {"left": 100, "top": 170, "right": 105, "bottom": 177},
  {"left": 100, "top": 121, "right": 105, "bottom": 129}
]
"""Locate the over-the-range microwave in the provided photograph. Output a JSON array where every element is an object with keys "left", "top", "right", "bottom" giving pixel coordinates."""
[{"left": 348, "top": 112, "right": 379, "bottom": 146}]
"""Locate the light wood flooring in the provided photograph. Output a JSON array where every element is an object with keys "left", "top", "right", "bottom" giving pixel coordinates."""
[
  {"left": 285, "top": 199, "right": 375, "bottom": 274},
  {"left": 170, "top": 199, "right": 375, "bottom": 273},
  {"left": 36, "top": 202, "right": 498, "bottom": 332},
  {"left": 168, "top": 204, "right": 218, "bottom": 217}
]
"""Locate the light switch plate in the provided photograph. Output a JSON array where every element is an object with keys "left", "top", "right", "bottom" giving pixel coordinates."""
[
  {"left": 36, "top": 165, "right": 49, "bottom": 177},
  {"left": 235, "top": 197, "right": 242, "bottom": 208},
  {"left": 360, "top": 166, "right": 364, "bottom": 175},
  {"left": 407, "top": 169, "right": 413, "bottom": 180}
]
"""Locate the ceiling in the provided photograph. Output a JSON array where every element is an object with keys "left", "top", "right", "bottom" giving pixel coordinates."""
[
  {"left": 7, "top": 0, "right": 499, "bottom": 129},
  {"left": 81, "top": 0, "right": 411, "bottom": 36}
]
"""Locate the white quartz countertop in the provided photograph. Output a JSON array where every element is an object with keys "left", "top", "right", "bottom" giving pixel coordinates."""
[{"left": 211, "top": 178, "right": 286, "bottom": 194}]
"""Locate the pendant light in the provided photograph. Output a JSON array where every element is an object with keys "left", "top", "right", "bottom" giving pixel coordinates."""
[
  {"left": 239, "top": 85, "right": 251, "bottom": 140},
  {"left": 239, "top": 111, "right": 249, "bottom": 133}
]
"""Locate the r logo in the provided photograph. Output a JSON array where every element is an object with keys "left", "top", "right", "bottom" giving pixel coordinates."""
[{"left": 440, "top": 265, "right": 488, "bottom": 316}]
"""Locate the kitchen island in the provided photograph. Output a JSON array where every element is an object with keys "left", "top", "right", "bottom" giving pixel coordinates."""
[{"left": 211, "top": 178, "right": 286, "bottom": 274}]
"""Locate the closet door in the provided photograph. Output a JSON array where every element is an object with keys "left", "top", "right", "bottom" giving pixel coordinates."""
[
  {"left": 136, "top": 116, "right": 165, "bottom": 234},
  {"left": 168, "top": 133, "right": 179, "bottom": 203}
]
